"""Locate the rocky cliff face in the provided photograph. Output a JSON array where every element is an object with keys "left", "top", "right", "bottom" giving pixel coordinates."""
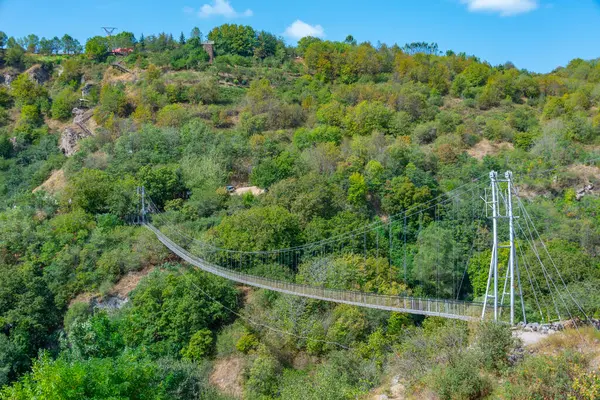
[
  {"left": 59, "top": 108, "right": 95, "bottom": 156},
  {"left": 1, "top": 70, "right": 18, "bottom": 87},
  {"left": 59, "top": 126, "right": 85, "bottom": 156},
  {"left": 26, "top": 65, "right": 51, "bottom": 85}
]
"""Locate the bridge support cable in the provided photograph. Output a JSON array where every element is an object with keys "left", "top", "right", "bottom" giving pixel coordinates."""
[
  {"left": 516, "top": 198, "right": 589, "bottom": 321},
  {"left": 138, "top": 174, "right": 518, "bottom": 322},
  {"left": 516, "top": 220, "right": 563, "bottom": 321},
  {"left": 517, "top": 240, "right": 544, "bottom": 321},
  {"left": 144, "top": 223, "right": 491, "bottom": 320},
  {"left": 456, "top": 187, "right": 482, "bottom": 300}
]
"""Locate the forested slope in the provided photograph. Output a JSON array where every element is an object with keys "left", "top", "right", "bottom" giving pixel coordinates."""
[{"left": 0, "top": 27, "right": 599, "bottom": 399}]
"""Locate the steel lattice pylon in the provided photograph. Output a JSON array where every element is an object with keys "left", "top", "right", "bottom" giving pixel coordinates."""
[{"left": 482, "top": 171, "right": 526, "bottom": 325}]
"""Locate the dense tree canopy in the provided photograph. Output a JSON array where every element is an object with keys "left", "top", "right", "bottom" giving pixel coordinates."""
[{"left": 0, "top": 22, "right": 598, "bottom": 400}]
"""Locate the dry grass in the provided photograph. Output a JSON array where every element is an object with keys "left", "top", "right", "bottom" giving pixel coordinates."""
[
  {"left": 102, "top": 67, "right": 139, "bottom": 85},
  {"left": 566, "top": 164, "right": 600, "bottom": 186},
  {"left": 467, "top": 139, "right": 514, "bottom": 161},
  {"left": 44, "top": 117, "right": 71, "bottom": 133},
  {"left": 33, "top": 169, "right": 67, "bottom": 194},
  {"left": 210, "top": 356, "right": 245, "bottom": 399},
  {"left": 109, "top": 265, "right": 155, "bottom": 298},
  {"left": 532, "top": 327, "right": 600, "bottom": 357}
]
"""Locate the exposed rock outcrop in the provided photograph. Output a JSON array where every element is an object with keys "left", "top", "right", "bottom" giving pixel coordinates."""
[
  {"left": 81, "top": 83, "right": 94, "bottom": 96},
  {"left": 576, "top": 184, "right": 594, "bottom": 201},
  {"left": 59, "top": 108, "right": 96, "bottom": 156},
  {"left": 26, "top": 64, "right": 51, "bottom": 85},
  {"left": 1, "top": 70, "right": 18, "bottom": 87},
  {"left": 60, "top": 126, "right": 92, "bottom": 156}
]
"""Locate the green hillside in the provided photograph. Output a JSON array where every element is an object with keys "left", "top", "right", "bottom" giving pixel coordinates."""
[{"left": 0, "top": 27, "right": 599, "bottom": 399}]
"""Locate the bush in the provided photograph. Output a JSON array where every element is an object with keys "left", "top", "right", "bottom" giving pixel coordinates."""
[
  {"left": 472, "top": 321, "right": 515, "bottom": 371},
  {"left": 244, "top": 346, "right": 281, "bottom": 399},
  {"left": 187, "top": 76, "right": 219, "bottom": 104},
  {"left": 413, "top": 122, "right": 437, "bottom": 144},
  {"left": 51, "top": 88, "right": 78, "bottom": 121},
  {"left": 156, "top": 104, "right": 191, "bottom": 127},
  {"left": 181, "top": 329, "right": 213, "bottom": 361},
  {"left": 431, "top": 353, "right": 492, "bottom": 400},
  {"left": 63, "top": 302, "right": 92, "bottom": 333},
  {"left": 16, "top": 104, "right": 44, "bottom": 133},
  {"left": 236, "top": 330, "right": 259, "bottom": 354},
  {"left": 95, "top": 84, "right": 130, "bottom": 123},
  {"left": 500, "top": 351, "right": 588, "bottom": 399}
]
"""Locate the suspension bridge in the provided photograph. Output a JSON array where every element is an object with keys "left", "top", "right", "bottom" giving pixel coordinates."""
[{"left": 138, "top": 171, "right": 588, "bottom": 325}]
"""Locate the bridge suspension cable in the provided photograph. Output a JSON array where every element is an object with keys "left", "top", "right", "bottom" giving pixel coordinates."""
[{"left": 138, "top": 167, "right": 589, "bottom": 325}]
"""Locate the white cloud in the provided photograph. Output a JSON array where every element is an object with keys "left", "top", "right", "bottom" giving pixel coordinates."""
[
  {"left": 283, "top": 20, "right": 325, "bottom": 40},
  {"left": 187, "top": 0, "right": 253, "bottom": 19},
  {"left": 461, "top": 0, "right": 538, "bottom": 16}
]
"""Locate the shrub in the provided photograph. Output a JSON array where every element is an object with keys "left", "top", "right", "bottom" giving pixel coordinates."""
[
  {"left": 181, "top": 329, "right": 214, "bottom": 361},
  {"left": 244, "top": 346, "right": 280, "bottom": 399},
  {"left": 413, "top": 122, "right": 437, "bottom": 144},
  {"left": 51, "top": 88, "right": 78, "bottom": 121},
  {"left": 95, "top": 84, "right": 130, "bottom": 123},
  {"left": 472, "top": 321, "right": 516, "bottom": 371},
  {"left": 236, "top": 330, "right": 259, "bottom": 354},
  {"left": 63, "top": 302, "right": 92, "bottom": 333},
  {"left": 156, "top": 104, "right": 190, "bottom": 127},
  {"left": 500, "top": 351, "right": 587, "bottom": 399},
  {"left": 187, "top": 76, "right": 219, "bottom": 104},
  {"left": 431, "top": 352, "right": 492, "bottom": 400}
]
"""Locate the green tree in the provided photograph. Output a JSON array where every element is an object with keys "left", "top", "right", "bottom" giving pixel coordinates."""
[
  {"left": 4, "top": 38, "right": 25, "bottom": 68},
  {"left": 95, "top": 84, "right": 130, "bottom": 123},
  {"left": 249, "top": 151, "right": 295, "bottom": 188},
  {"left": 61, "top": 34, "right": 82, "bottom": 54},
  {"left": 23, "top": 34, "right": 39, "bottom": 53},
  {"left": 208, "top": 24, "right": 257, "bottom": 56},
  {"left": 296, "top": 36, "right": 322, "bottom": 56},
  {"left": 138, "top": 164, "right": 185, "bottom": 208},
  {"left": 156, "top": 104, "right": 191, "bottom": 127},
  {"left": 16, "top": 104, "right": 43, "bottom": 131},
  {"left": 67, "top": 312, "right": 124, "bottom": 359},
  {"left": 190, "top": 27, "right": 201, "bottom": 40},
  {"left": 326, "top": 305, "right": 368, "bottom": 348},
  {"left": 0, "top": 262, "right": 60, "bottom": 381},
  {"left": 64, "top": 168, "right": 112, "bottom": 213},
  {"left": 344, "top": 101, "right": 393, "bottom": 136},
  {"left": 347, "top": 172, "right": 368, "bottom": 207},
  {"left": 254, "top": 31, "right": 280, "bottom": 59},
  {"left": 85, "top": 36, "right": 109, "bottom": 61},
  {"left": 0, "top": 352, "right": 169, "bottom": 399},
  {"left": 382, "top": 175, "right": 432, "bottom": 215},
  {"left": 51, "top": 87, "right": 78, "bottom": 121},
  {"left": 120, "top": 268, "right": 238, "bottom": 356},
  {"left": 111, "top": 31, "right": 136, "bottom": 49},
  {"left": 10, "top": 74, "right": 49, "bottom": 107},
  {"left": 181, "top": 329, "right": 213, "bottom": 361},
  {"left": 245, "top": 346, "right": 281, "bottom": 399},
  {"left": 210, "top": 206, "right": 302, "bottom": 251}
]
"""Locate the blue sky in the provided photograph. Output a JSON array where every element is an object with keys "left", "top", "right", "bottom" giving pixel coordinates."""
[{"left": 0, "top": 0, "right": 599, "bottom": 72}]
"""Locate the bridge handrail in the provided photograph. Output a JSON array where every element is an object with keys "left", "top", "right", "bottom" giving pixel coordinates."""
[{"left": 145, "top": 223, "right": 495, "bottom": 321}]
